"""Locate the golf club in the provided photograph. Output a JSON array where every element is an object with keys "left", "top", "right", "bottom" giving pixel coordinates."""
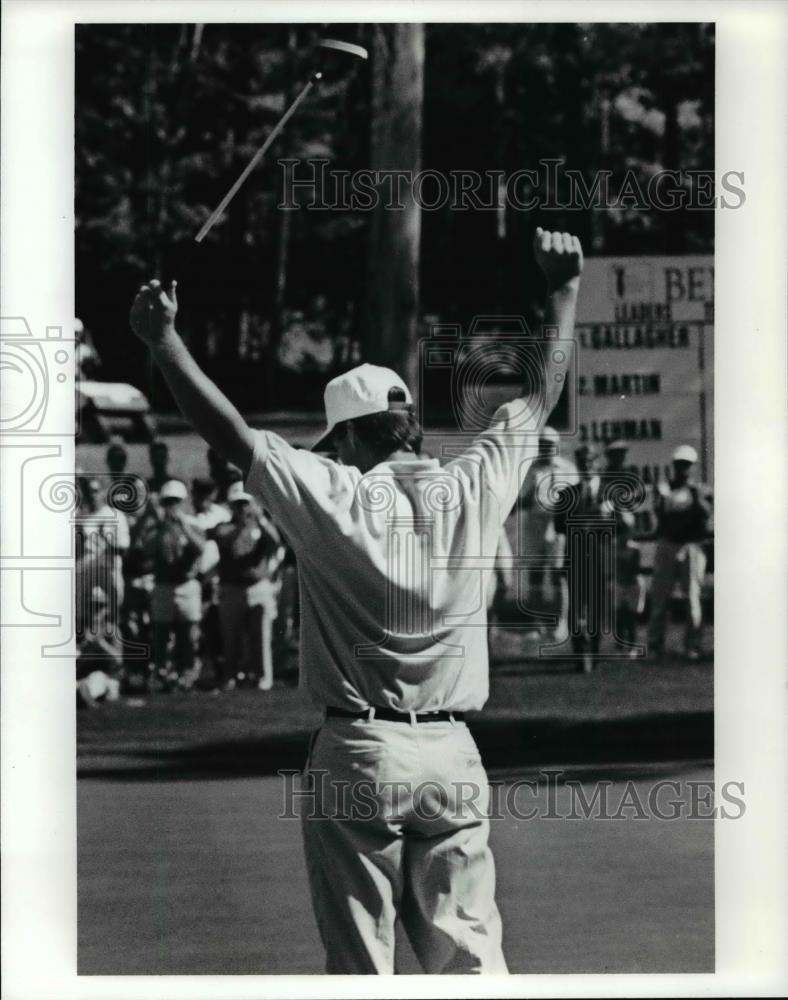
[{"left": 195, "top": 37, "right": 368, "bottom": 244}]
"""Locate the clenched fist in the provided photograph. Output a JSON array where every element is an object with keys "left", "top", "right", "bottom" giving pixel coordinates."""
[
  {"left": 129, "top": 279, "right": 178, "bottom": 346},
  {"left": 533, "top": 228, "right": 583, "bottom": 294}
]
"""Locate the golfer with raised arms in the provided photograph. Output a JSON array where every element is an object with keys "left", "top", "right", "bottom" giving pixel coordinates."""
[{"left": 130, "top": 227, "right": 583, "bottom": 974}]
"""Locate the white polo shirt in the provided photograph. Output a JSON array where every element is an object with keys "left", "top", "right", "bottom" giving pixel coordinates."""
[{"left": 246, "top": 400, "right": 539, "bottom": 711}]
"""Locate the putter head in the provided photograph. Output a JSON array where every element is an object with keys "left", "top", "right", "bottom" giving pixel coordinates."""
[
  {"left": 314, "top": 37, "right": 369, "bottom": 83},
  {"left": 317, "top": 38, "right": 369, "bottom": 61}
]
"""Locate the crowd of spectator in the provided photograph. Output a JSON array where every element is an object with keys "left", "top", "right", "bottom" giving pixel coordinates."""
[
  {"left": 75, "top": 432, "right": 712, "bottom": 704},
  {"left": 75, "top": 440, "right": 297, "bottom": 702},
  {"left": 494, "top": 432, "right": 714, "bottom": 673}
]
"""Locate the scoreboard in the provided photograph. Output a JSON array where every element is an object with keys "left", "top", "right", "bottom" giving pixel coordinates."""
[{"left": 573, "top": 256, "right": 714, "bottom": 487}]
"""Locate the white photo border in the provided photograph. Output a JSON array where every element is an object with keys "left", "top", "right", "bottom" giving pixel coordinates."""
[{"left": 1, "top": 1, "right": 786, "bottom": 997}]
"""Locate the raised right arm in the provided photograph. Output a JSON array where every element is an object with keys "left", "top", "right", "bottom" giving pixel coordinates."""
[
  {"left": 531, "top": 227, "right": 583, "bottom": 421},
  {"left": 444, "top": 229, "right": 584, "bottom": 523}
]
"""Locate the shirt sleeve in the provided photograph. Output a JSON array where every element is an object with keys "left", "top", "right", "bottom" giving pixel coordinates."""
[
  {"left": 244, "top": 431, "right": 356, "bottom": 550},
  {"left": 443, "top": 399, "right": 541, "bottom": 524}
]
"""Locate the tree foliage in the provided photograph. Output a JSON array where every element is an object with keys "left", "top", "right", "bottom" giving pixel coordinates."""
[{"left": 76, "top": 22, "right": 714, "bottom": 410}]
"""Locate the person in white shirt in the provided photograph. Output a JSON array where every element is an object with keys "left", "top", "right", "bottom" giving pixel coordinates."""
[
  {"left": 138, "top": 479, "right": 206, "bottom": 691},
  {"left": 213, "top": 483, "right": 285, "bottom": 691},
  {"left": 188, "top": 475, "right": 232, "bottom": 583},
  {"left": 75, "top": 474, "right": 130, "bottom": 631},
  {"left": 513, "top": 425, "right": 578, "bottom": 641},
  {"left": 129, "top": 227, "right": 583, "bottom": 974},
  {"left": 647, "top": 445, "right": 712, "bottom": 660}
]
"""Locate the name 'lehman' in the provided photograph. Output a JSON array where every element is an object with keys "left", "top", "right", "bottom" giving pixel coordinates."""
[
  {"left": 580, "top": 419, "right": 663, "bottom": 443},
  {"left": 579, "top": 325, "right": 691, "bottom": 350}
]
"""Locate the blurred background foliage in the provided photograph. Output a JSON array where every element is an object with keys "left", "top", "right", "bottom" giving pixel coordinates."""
[{"left": 76, "top": 22, "right": 714, "bottom": 412}]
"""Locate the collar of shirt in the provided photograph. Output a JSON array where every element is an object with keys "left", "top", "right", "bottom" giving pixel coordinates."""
[{"left": 374, "top": 457, "right": 441, "bottom": 473}]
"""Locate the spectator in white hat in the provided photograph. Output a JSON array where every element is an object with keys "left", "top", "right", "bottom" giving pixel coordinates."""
[
  {"left": 140, "top": 478, "right": 206, "bottom": 690},
  {"left": 213, "top": 482, "right": 285, "bottom": 690},
  {"left": 511, "top": 424, "right": 578, "bottom": 642},
  {"left": 647, "top": 445, "right": 712, "bottom": 660}
]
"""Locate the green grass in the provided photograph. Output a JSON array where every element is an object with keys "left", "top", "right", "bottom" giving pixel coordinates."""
[{"left": 78, "top": 765, "right": 714, "bottom": 974}]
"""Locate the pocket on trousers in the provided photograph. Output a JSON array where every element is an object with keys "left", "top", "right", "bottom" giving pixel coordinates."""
[
  {"left": 309, "top": 726, "right": 390, "bottom": 822},
  {"left": 459, "top": 749, "right": 484, "bottom": 770},
  {"left": 312, "top": 725, "right": 386, "bottom": 779},
  {"left": 452, "top": 731, "right": 489, "bottom": 797}
]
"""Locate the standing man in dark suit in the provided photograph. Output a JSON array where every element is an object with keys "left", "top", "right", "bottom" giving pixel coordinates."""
[{"left": 554, "top": 444, "right": 608, "bottom": 672}]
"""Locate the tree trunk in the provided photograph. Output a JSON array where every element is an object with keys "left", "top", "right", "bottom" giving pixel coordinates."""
[{"left": 363, "top": 24, "right": 425, "bottom": 398}]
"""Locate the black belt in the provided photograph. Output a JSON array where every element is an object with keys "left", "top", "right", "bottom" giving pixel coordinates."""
[{"left": 326, "top": 706, "right": 465, "bottom": 724}]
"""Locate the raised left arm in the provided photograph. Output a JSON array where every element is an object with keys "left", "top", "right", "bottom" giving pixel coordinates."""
[{"left": 130, "top": 280, "right": 256, "bottom": 475}]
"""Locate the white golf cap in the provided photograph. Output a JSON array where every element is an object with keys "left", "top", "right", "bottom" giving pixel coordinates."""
[
  {"left": 159, "top": 479, "right": 187, "bottom": 501},
  {"left": 226, "top": 481, "right": 254, "bottom": 504},
  {"left": 313, "top": 363, "right": 412, "bottom": 452},
  {"left": 672, "top": 444, "right": 699, "bottom": 464}
]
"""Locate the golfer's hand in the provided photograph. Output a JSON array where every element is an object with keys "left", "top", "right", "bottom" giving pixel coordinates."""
[
  {"left": 534, "top": 229, "right": 583, "bottom": 294},
  {"left": 130, "top": 279, "right": 178, "bottom": 346}
]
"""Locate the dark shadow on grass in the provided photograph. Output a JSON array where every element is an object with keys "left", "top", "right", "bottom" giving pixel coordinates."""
[
  {"left": 488, "top": 757, "right": 714, "bottom": 784},
  {"left": 77, "top": 710, "right": 712, "bottom": 782},
  {"left": 489, "top": 654, "right": 714, "bottom": 676}
]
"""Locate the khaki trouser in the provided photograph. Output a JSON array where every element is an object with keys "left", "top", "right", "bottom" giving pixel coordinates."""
[
  {"left": 647, "top": 540, "right": 707, "bottom": 655},
  {"left": 301, "top": 716, "right": 508, "bottom": 974},
  {"left": 218, "top": 579, "right": 279, "bottom": 687}
]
